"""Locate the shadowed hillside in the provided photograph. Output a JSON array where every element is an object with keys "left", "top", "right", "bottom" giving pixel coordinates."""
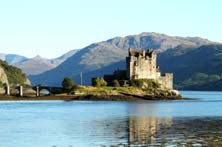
[{"left": 158, "top": 45, "right": 222, "bottom": 90}]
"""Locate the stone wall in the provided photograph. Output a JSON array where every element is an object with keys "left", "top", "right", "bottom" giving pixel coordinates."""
[
  {"left": 127, "top": 49, "right": 157, "bottom": 80},
  {"left": 158, "top": 73, "right": 173, "bottom": 89}
]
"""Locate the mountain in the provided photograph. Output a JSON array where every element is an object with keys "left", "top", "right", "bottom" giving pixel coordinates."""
[
  {"left": 0, "top": 49, "right": 80, "bottom": 76},
  {"left": 105, "top": 32, "right": 212, "bottom": 52},
  {"left": 29, "top": 32, "right": 214, "bottom": 86},
  {"left": 157, "top": 44, "right": 222, "bottom": 90},
  {"left": 0, "top": 54, "right": 27, "bottom": 64},
  {"left": 14, "top": 55, "right": 58, "bottom": 75},
  {"left": 15, "top": 49, "right": 80, "bottom": 75},
  {"left": 51, "top": 49, "right": 80, "bottom": 65}
]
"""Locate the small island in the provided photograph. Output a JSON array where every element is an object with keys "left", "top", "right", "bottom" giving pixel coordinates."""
[{"left": 69, "top": 48, "right": 181, "bottom": 101}]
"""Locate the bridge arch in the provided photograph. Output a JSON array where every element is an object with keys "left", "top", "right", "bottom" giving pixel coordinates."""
[{"left": 32, "top": 86, "right": 64, "bottom": 96}]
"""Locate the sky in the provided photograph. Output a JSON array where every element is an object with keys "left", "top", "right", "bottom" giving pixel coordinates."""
[{"left": 0, "top": 0, "right": 222, "bottom": 58}]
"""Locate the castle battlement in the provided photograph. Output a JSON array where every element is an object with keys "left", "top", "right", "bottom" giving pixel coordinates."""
[{"left": 126, "top": 48, "right": 173, "bottom": 89}]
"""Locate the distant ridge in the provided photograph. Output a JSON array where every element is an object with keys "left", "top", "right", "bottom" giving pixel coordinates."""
[
  {"left": 0, "top": 49, "right": 80, "bottom": 75},
  {"left": 0, "top": 54, "right": 27, "bottom": 64}
]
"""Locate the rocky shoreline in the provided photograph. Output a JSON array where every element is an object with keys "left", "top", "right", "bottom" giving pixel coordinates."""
[
  {"left": 68, "top": 92, "right": 187, "bottom": 101},
  {"left": 0, "top": 93, "right": 188, "bottom": 101}
]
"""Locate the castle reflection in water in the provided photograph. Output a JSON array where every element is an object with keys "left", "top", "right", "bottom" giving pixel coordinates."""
[{"left": 127, "top": 103, "right": 172, "bottom": 146}]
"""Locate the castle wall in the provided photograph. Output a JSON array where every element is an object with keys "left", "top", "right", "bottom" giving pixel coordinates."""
[
  {"left": 156, "top": 71, "right": 161, "bottom": 78},
  {"left": 126, "top": 57, "right": 133, "bottom": 80},
  {"left": 127, "top": 50, "right": 157, "bottom": 80},
  {"left": 157, "top": 73, "right": 173, "bottom": 89},
  {"left": 135, "top": 57, "right": 156, "bottom": 79},
  {"left": 126, "top": 48, "right": 174, "bottom": 90}
]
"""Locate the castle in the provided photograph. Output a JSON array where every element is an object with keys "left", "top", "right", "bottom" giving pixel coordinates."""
[
  {"left": 98, "top": 48, "right": 173, "bottom": 89},
  {"left": 126, "top": 48, "right": 173, "bottom": 89}
]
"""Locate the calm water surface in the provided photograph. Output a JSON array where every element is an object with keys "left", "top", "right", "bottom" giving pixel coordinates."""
[{"left": 0, "top": 91, "right": 222, "bottom": 147}]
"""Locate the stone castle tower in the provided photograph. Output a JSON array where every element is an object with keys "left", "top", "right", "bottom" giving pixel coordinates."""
[{"left": 126, "top": 48, "right": 173, "bottom": 89}]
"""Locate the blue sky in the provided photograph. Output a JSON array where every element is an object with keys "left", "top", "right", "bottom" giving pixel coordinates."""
[{"left": 0, "top": 0, "right": 221, "bottom": 58}]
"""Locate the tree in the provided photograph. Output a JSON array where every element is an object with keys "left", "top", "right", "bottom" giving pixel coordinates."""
[
  {"left": 62, "top": 77, "right": 74, "bottom": 90},
  {"left": 92, "top": 78, "right": 107, "bottom": 87}
]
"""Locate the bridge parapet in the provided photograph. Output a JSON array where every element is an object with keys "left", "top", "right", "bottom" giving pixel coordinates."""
[{"left": 1, "top": 85, "right": 65, "bottom": 97}]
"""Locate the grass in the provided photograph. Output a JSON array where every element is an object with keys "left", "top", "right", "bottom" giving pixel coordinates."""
[{"left": 72, "top": 85, "right": 167, "bottom": 96}]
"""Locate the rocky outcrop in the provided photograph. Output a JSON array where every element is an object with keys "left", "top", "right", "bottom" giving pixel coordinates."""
[
  {"left": 24, "top": 78, "right": 31, "bottom": 85},
  {"left": 0, "top": 66, "right": 8, "bottom": 85}
]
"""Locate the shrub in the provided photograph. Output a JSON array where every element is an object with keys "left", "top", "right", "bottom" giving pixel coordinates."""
[
  {"left": 133, "top": 79, "right": 143, "bottom": 88},
  {"left": 92, "top": 78, "right": 107, "bottom": 87},
  {"left": 130, "top": 79, "right": 160, "bottom": 89},
  {"left": 71, "top": 84, "right": 80, "bottom": 90},
  {"left": 112, "top": 79, "right": 120, "bottom": 87}
]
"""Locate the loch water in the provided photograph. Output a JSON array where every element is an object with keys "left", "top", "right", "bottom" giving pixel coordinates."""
[{"left": 0, "top": 91, "right": 222, "bottom": 147}]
